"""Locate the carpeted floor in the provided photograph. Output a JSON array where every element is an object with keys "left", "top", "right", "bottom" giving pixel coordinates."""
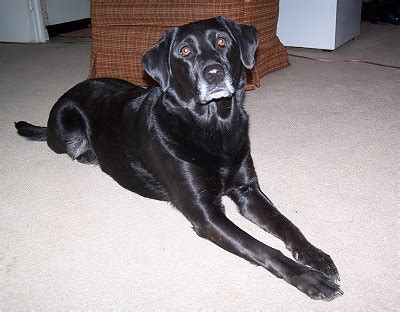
[{"left": 0, "top": 23, "right": 399, "bottom": 310}]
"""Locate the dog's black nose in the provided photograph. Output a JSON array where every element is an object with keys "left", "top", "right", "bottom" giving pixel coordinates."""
[{"left": 202, "top": 64, "right": 225, "bottom": 84}]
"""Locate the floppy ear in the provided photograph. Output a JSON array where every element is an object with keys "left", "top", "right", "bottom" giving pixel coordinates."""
[
  {"left": 142, "top": 28, "right": 176, "bottom": 91},
  {"left": 217, "top": 16, "right": 259, "bottom": 69}
]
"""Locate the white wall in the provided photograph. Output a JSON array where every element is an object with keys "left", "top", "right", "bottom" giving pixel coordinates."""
[
  {"left": 44, "top": 0, "right": 89, "bottom": 25},
  {"left": 0, "top": 0, "right": 46, "bottom": 43},
  {"left": 0, "top": 0, "right": 90, "bottom": 43}
]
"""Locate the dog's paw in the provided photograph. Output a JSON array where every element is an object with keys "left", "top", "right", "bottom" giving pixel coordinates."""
[
  {"left": 290, "top": 269, "right": 343, "bottom": 301},
  {"left": 292, "top": 245, "right": 340, "bottom": 283}
]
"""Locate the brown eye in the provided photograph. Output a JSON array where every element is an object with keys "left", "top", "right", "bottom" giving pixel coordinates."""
[
  {"left": 217, "top": 37, "right": 227, "bottom": 47},
  {"left": 180, "top": 46, "right": 191, "bottom": 57}
]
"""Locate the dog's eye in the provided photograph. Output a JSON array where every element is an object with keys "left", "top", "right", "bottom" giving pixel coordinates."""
[
  {"left": 217, "top": 37, "right": 227, "bottom": 47},
  {"left": 180, "top": 46, "right": 191, "bottom": 57}
]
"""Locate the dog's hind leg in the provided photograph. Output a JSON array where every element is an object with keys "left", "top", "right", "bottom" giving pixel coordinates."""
[
  {"left": 47, "top": 100, "right": 98, "bottom": 164},
  {"left": 64, "top": 130, "right": 98, "bottom": 164}
]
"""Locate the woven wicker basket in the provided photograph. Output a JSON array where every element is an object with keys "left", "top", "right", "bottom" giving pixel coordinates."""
[{"left": 89, "top": 0, "right": 290, "bottom": 90}]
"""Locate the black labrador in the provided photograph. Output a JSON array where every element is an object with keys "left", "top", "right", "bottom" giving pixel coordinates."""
[{"left": 15, "top": 17, "right": 343, "bottom": 301}]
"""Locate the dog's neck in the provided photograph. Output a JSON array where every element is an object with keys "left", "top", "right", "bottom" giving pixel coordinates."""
[
  {"left": 160, "top": 86, "right": 247, "bottom": 129},
  {"left": 152, "top": 88, "right": 249, "bottom": 166}
]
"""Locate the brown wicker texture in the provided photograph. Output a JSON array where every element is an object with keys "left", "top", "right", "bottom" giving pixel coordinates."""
[{"left": 89, "top": 0, "right": 290, "bottom": 90}]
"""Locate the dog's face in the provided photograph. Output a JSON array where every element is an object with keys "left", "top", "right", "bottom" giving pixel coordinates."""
[{"left": 142, "top": 17, "right": 258, "bottom": 105}]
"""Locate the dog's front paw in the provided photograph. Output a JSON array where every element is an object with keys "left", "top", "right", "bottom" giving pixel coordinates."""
[
  {"left": 292, "top": 245, "right": 340, "bottom": 283},
  {"left": 290, "top": 269, "right": 343, "bottom": 301}
]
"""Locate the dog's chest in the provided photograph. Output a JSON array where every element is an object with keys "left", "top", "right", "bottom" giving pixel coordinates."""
[
  {"left": 153, "top": 103, "right": 249, "bottom": 181},
  {"left": 188, "top": 128, "right": 245, "bottom": 164}
]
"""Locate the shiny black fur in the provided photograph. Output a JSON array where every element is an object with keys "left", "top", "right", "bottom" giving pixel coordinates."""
[{"left": 15, "top": 17, "right": 342, "bottom": 300}]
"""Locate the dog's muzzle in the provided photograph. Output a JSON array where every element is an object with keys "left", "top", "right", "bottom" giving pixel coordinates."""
[{"left": 199, "top": 63, "right": 235, "bottom": 104}]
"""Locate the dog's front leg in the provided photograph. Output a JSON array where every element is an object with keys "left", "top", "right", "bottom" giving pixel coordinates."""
[
  {"left": 227, "top": 156, "right": 340, "bottom": 283},
  {"left": 159, "top": 162, "right": 342, "bottom": 300}
]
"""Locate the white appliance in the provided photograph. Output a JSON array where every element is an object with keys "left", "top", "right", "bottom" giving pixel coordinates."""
[{"left": 277, "top": 0, "right": 362, "bottom": 50}]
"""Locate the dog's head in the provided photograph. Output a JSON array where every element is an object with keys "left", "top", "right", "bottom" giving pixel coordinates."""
[{"left": 142, "top": 16, "right": 258, "bottom": 105}]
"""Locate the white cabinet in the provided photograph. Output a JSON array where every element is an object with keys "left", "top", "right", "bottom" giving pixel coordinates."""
[{"left": 277, "top": 0, "right": 362, "bottom": 50}]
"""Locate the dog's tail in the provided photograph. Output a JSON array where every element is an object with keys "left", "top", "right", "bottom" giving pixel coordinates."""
[{"left": 15, "top": 121, "right": 47, "bottom": 141}]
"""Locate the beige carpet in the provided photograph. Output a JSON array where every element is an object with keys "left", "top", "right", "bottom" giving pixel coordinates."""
[{"left": 1, "top": 23, "right": 399, "bottom": 310}]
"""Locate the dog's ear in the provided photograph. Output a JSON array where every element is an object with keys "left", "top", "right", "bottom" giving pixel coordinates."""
[
  {"left": 142, "top": 28, "right": 176, "bottom": 91},
  {"left": 217, "top": 16, "right": 259, "bottom": 69}
]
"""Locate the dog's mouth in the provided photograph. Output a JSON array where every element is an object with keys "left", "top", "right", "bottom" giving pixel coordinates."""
[
  {"left": 199, "top": 85, "right": 235, "bottom": 105},
  {"left": 197, "top": 73, "right": 236, "bottom": 105},
  {"left": 205, "top": 88, "right": 233, "bottom": 102}
]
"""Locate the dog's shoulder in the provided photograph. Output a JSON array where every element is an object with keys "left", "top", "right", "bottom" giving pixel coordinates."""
[{"left": 126, "top": 85, "right": 163, "bottom": 113}]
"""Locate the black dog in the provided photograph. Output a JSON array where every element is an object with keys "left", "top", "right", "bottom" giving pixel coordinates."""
[{"left": 15, "top": 17, "right": 342, "bottom": 301}]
